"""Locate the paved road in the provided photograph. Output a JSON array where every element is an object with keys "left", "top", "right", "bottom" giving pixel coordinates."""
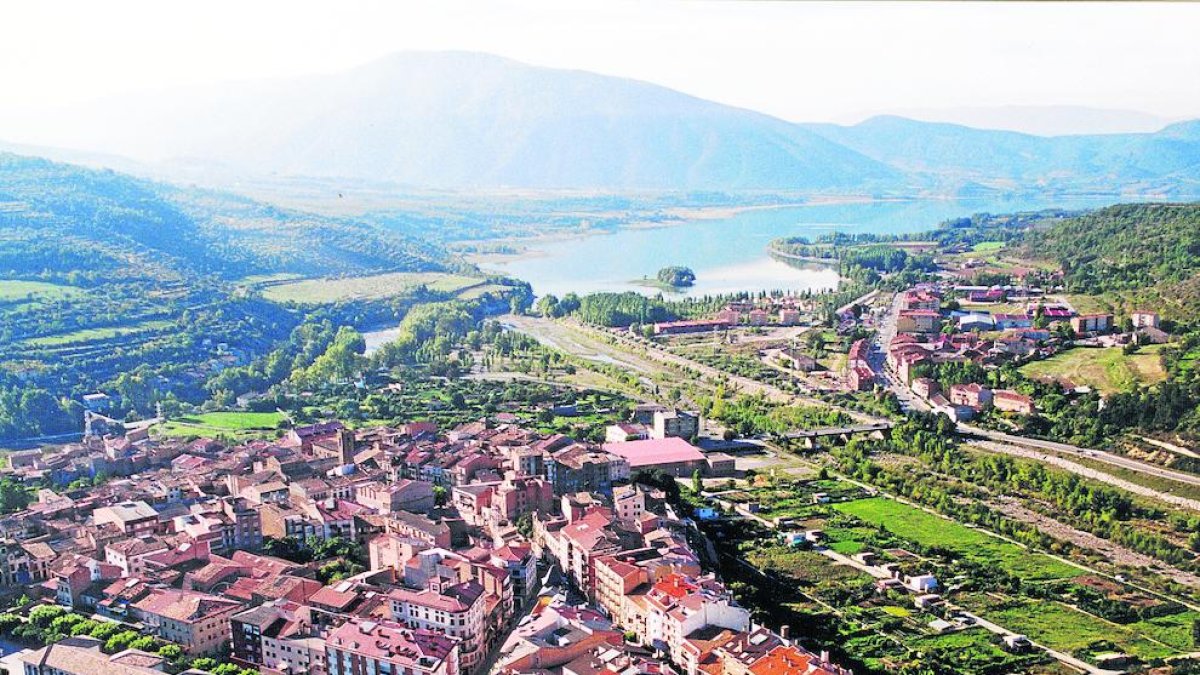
[
  {"left": 970, "top": 439, "right": 1200, "bottom": 512},
  {"left": 868, "top": 291, "right": 930, "bottom": 414},
  {"left": 962, "top": 425, "right": 1200, "bottom": 490}
]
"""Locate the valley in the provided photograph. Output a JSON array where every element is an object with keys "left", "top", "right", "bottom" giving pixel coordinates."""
[{"left": 2, "top": 14, "right": 1200, "bottom": 675}]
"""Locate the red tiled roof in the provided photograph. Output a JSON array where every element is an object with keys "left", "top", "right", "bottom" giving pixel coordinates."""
[{"left": 602, "top": 437, "right": 704, "bottom": 468}]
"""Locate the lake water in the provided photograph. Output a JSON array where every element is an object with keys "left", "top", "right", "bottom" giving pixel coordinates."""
[{"left": 478, "top": 196, "right": 1132, "bottom": 298}]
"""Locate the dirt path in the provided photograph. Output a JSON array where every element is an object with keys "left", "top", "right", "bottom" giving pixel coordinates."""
[{"left": 991, "top": 496, "right": 1200, "bottom": 589}]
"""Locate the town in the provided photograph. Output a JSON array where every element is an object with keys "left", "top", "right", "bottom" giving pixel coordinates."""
[{"left": 0, "top": 405, "right": 847, "bottom": 675}]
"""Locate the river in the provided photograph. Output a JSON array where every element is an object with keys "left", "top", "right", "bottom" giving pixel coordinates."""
[{"left": 474, "top": 195, "right": 1140, "bottom": 298}]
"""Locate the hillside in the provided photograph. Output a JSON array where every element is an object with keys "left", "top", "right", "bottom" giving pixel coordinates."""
[
  {"left": 0, "top": 154, "right": 459, "bottom": 441},
  {"left": 1022, "top": 203, "right": 1200, "bottom": 293},
  {"left": 806, "top": 116, "right": 1200, "bottom": 197},
  {"left": 5, "top": 52, "right": 1200, "bottom": 195},
  {"left": 0, "top": 153, "right": 447, "bottom": 283}
]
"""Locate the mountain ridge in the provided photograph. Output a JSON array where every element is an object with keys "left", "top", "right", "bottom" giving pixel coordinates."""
[{"left": 3, "top": 51, "right": 1200, "bottom": 195}]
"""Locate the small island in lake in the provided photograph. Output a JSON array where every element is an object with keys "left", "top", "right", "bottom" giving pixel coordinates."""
[{"left": 633, "top": 265, "right": 696, "bottom": 291}]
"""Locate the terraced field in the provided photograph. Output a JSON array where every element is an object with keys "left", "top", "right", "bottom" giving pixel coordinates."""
[{"left": 24, "top": 320, "right": 175, "bottom": 347}]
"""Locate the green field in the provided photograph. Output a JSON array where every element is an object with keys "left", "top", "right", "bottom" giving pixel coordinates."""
[
  {"left": 262, "top": 272, "right": 482, "bottom": 304},
  {"left": 964, "top": 597, "right": 1180, "bottom": 660},
  {"left": 971, "top": 241, "right": 1006, "bottom": 252},
  {"left": 25, "top": 320, "right": 175, "bottom": 347},
  {"left": 1021, "top": 345, "right": 1166, "bottom": 394},
  {"left": 834, "top": 497, "right": 1080, "bottom": 580},
  {"left": 154, "top": 411, "right": 285, "bottom": 440},
  {"left": 0, "top": 279, "right": 85, "bottom": 303}
]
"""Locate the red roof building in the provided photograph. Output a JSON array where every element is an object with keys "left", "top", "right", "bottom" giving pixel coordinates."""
[{"left": 602, "top": 437, "right": 707, "bottom": 477}]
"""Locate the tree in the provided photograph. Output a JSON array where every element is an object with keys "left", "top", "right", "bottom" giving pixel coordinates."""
[
  {"left": 129, "top": 635, "right": 158, "bottom": 652},
  {"left": 691, "top": 469, "right": 702, "bottom": 494},
  {"left": 0, "top": 478, "right": 31, "bottom": 514},
  {"left": 28, "top": 605, "right": 66, "bottom": 628},
  {"left": 88, "top": 621, "right": 121, "bottom": 641},
  {"left": 157, "top": 644, "right": 183, "bottom": 661},
  {"left": 433, "top": 485, "right": 449, "bottom": 507},
  {"left": 189, "top": 658, "right": 219, "bottom": 672},
  {"left": 535, "top": 294, "right": 561, "bottom": 318},
  {"left": 69, "top": 619, "right": 99, "bottom": 636},
  {"left": 0, "top": 613, "right": 21, "bottom": 635},
  {"left": 104, "top": 630, "right": 140, "bottom": 654},
  {"left": 656, "top": 266, "right": 696, "bottom": 288}
]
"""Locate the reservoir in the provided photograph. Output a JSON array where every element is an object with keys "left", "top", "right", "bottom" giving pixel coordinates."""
[{"left": 478, "top": 196, "right": 1137, "bottom": 298}]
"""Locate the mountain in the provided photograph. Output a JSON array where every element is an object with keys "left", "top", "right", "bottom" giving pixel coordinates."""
[
  {"left": 805, "top": 116, "right": 1200, "bottom": 196},
  {"left": 3, "top": 51, "right": 1199, "bottom": 195},
  {"left": 871, "top": 105, "right": 1176, "bottom": 137},
  {"left": 0, "top": 153, "right": 447, "bottom": 283},
  {"left": 0, "top": 52, "right": 904, "bottom": 192}
]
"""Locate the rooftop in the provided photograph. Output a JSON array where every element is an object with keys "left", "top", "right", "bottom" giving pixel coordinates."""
[{"left": 602, "top": 437, "right": 704, "bottom": 468}]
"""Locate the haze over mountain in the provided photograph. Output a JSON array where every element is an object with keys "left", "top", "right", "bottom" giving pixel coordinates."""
[
  {"left": 4, "top": 51, "right": 1200, "bottom": 195},
  {"left": 867, "top": 105, "right": 1176, "bottom": 137}
]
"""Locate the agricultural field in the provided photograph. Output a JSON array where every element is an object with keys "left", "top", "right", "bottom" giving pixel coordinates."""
[
  {"left": 961, "top": 595, "right": 1188, "bottom": 661},
  {"left": 970, "top": 241, "right": 1006, "bottom": 253},
  {"left": 153, "top": 411, "right": 286, "bottom": 441},
  {"left": 957, "top": 301, "right": 1030, "bottom": 315},
  {"left": 0, "top": 279, "right": 85, "bottom": 304},
  {"left": 833, "top": 497, "right": 1080, "bottom": 581},
  {"left": 721, "top": 478, "right": 867, "bottom": 521},
  {"left": 1020, "top": 345, "right": 1166, "bottom": 395},
  {"left": 262, "top": 272, "right": 483, "bottom": 304},
  {"left": 24, "top": 319, "right": 176, "bottom": 348}
]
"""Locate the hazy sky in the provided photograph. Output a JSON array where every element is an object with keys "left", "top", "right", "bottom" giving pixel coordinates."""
[{"left": 4, "top": 0, "right": 1200, "bottom": 128}]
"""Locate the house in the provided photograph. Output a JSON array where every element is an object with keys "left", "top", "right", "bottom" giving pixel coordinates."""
[
  {"left": 324, "top": 618, "right": 460, "bottom": 675},
  {"left": 993, "top": 313, "right": 1032, "bottom": 330},
  {"left": 93, "top": 501, "right": 159, "bottom": 535},
  {"left": 546, "top": 444, "right": 629, "bottom": 496},
  {"left": 905, "top": 574, "right": 939, "bottom": 593},
  {"left": 848, "top": 365, "right": 875, "bottom": 392},
  {"left": 993, "top": 389, "right": 1035, "bottom": 415},
  {"left": 911, "top": 377, "right": 940, "bottom": 399},
  {"left": 133, "top": 587, "right": 242, "bottom": 654},
  {"left": 780, "top": 348, "right": 819, "bottom": 372},
  {"left": 903, "top": 289, "right": 941, "bottom": 311},
  {"left": 1138, "top": 326, "right": 1171, "bottom": 344},
  {"left": 1002, "top": 634, "right": 1033, "bottom": 653},
  {"left": 747, "top": 309, "right": 769, "bottom": 326},
  {"left": 949, "top": 383, "right": 992, "bottom": 410},
  {"left": 913, "top": 593, "right": 943, "bottom": 609},
  {"left": 896, "top": 309, "right": 941, "bottom": 334},
  {"left": 778, "top": 308, "right": 801, "bottom": 326},
  {"left": 81, "top": 393, "right": 112, "bottom": 412},
  {"left": 388, "top": 580, "right": 487, "bottom": 674},
  {"left": 1131, "top": 310, "right": 1160, "bottom": 329},
  {"left": 1071, "top": 313, "right": 1113, "bottom": 334},
  {"left": 605, "top": 422, "right": 649, "bottom": 443},
  {"left": 19, "top": 636, "right": 166, "bottom": 675},
  {"left": 651, "top": 409, "right": 700, "bottom": 440}
]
